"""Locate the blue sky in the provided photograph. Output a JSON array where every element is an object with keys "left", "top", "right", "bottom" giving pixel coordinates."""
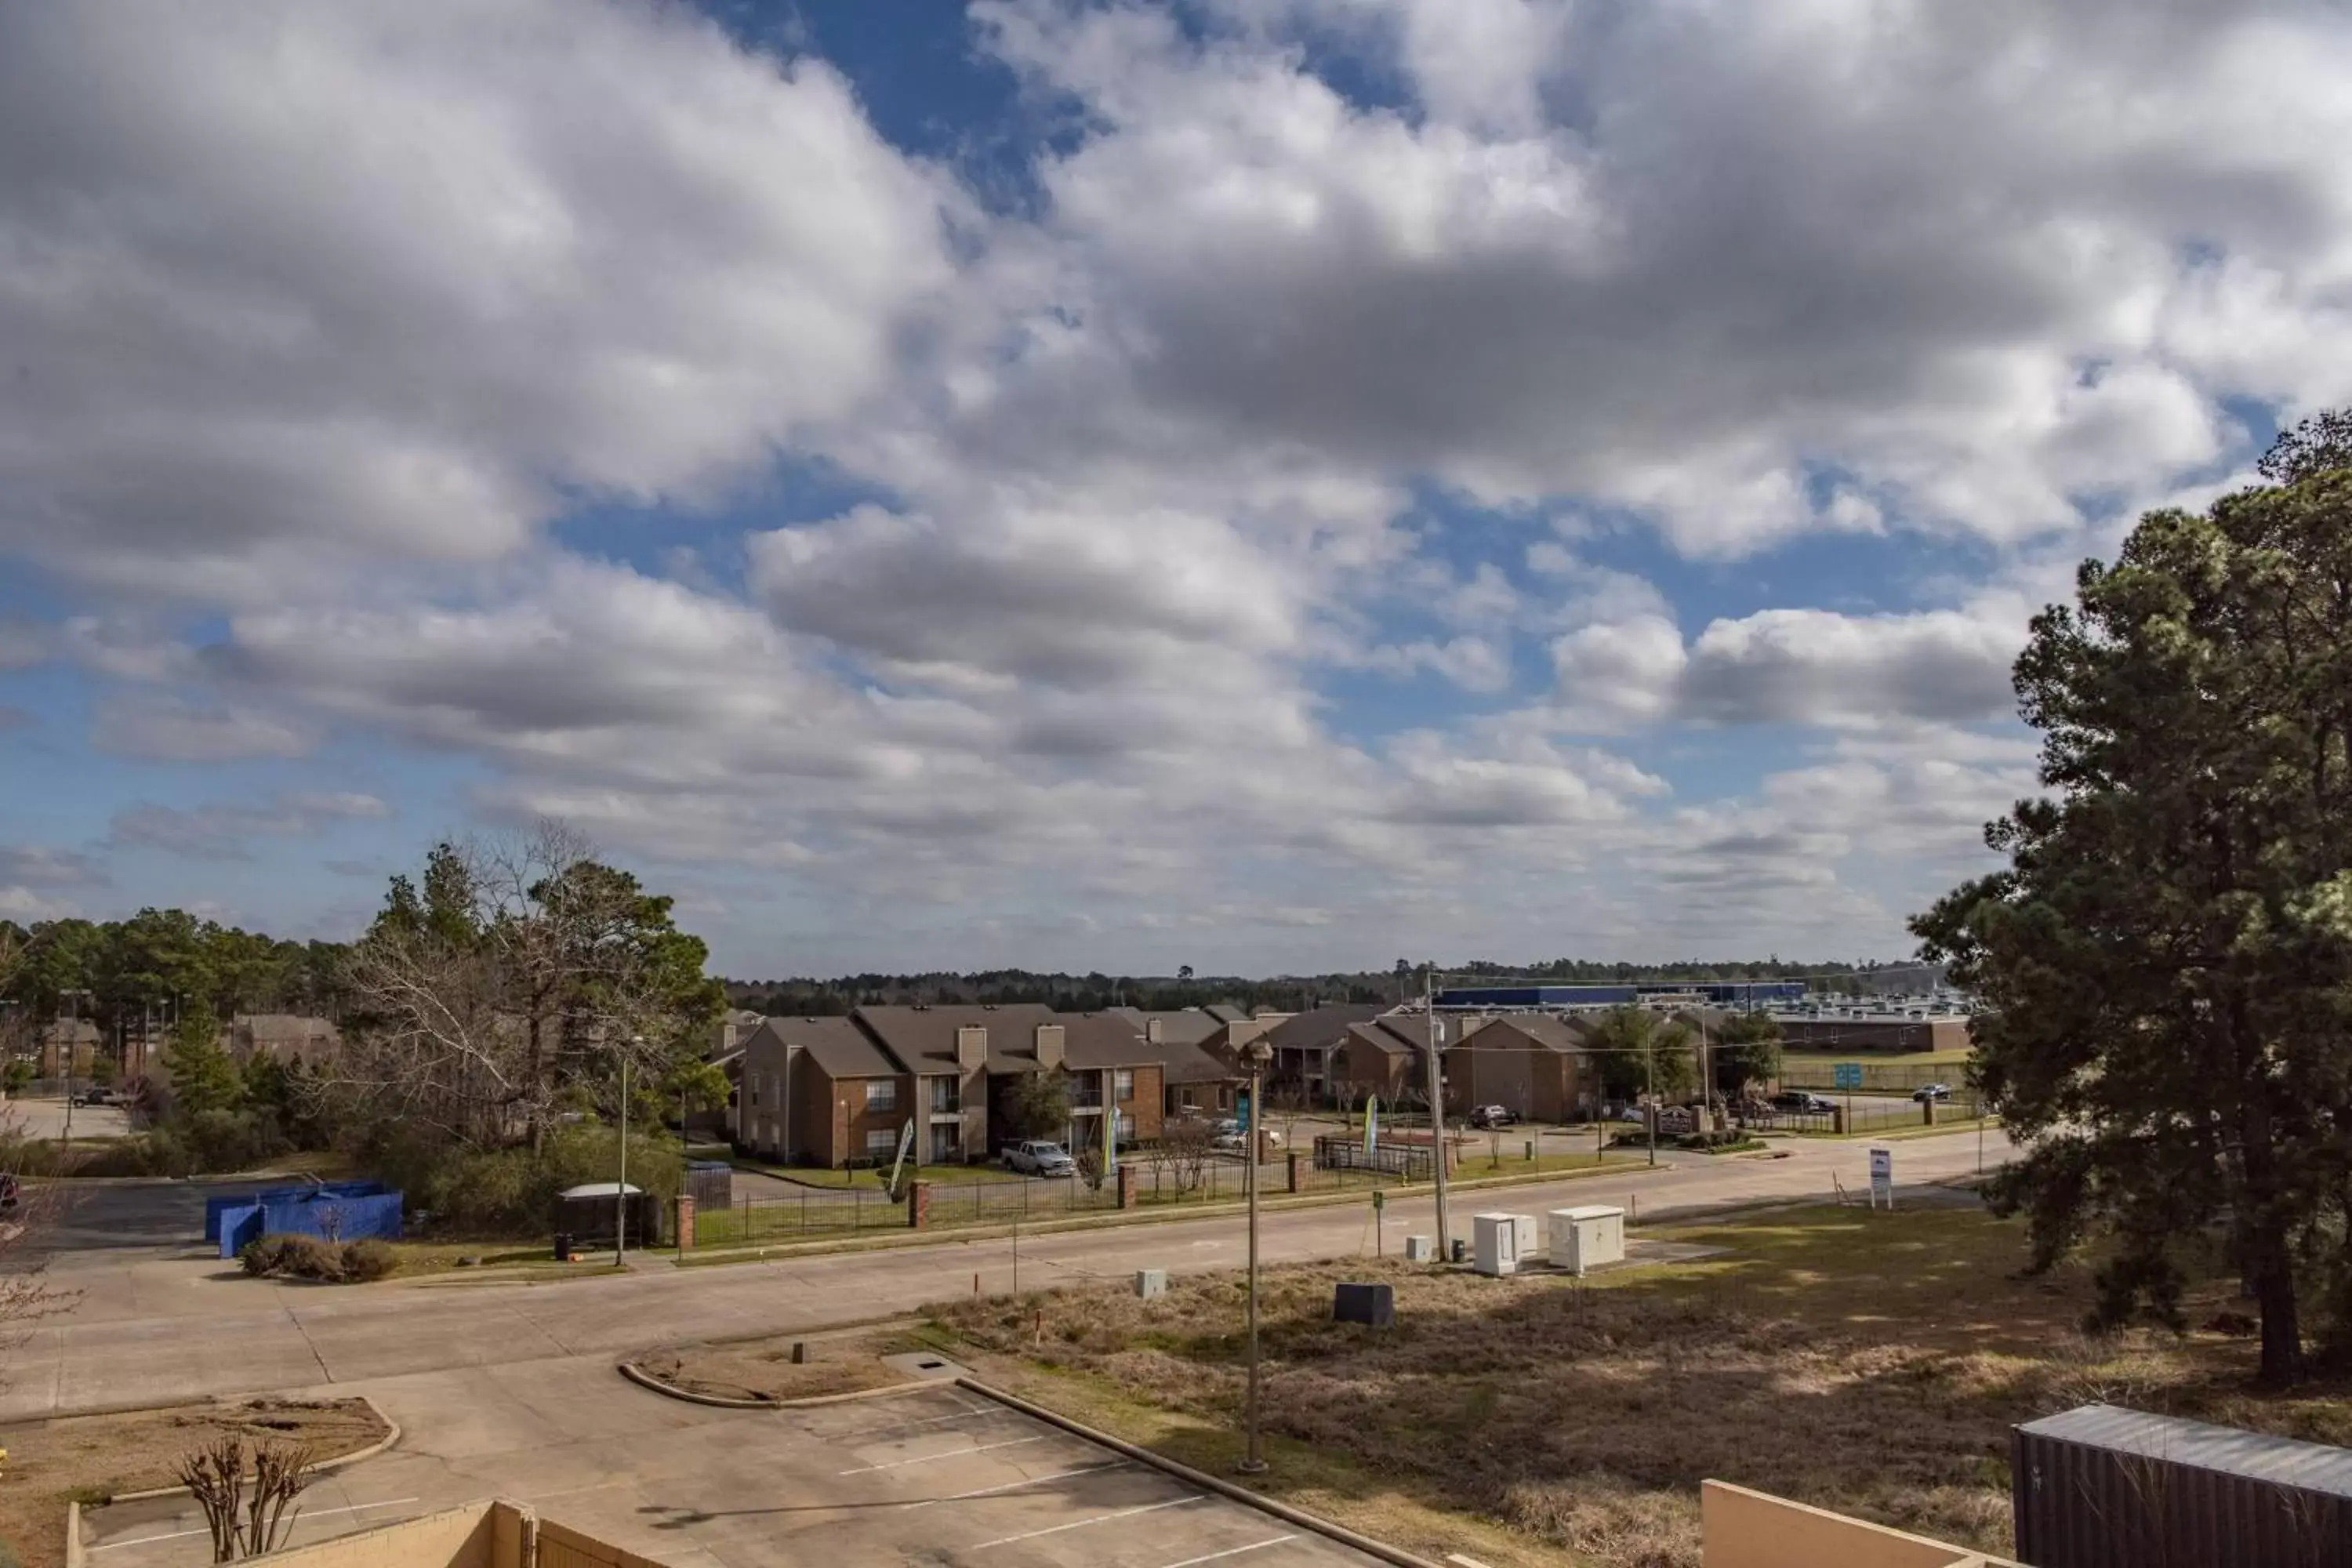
[{"left": 2, "top": 0, "right": 2347, "bottom": 977}]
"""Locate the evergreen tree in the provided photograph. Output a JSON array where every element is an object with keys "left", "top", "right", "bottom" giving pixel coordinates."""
[{"left": 1916, "top": 417, "right": 2352, "bottom": 1384}]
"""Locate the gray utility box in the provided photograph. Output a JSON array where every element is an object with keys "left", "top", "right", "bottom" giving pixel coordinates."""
[
  {"left": 1333, "top": 1282, "right": 1394, "bottom": 1327},
  {"left": 1548, "top": 1205, "right": 1626, "bottom": 1276},
  {"left": 2013, "top": 1403, "right": 2352, "bottom": 1567},
  {"left": 1134, "top": 1269, "right": 1167, "bottom": 1299},
  {"left": 1403, "top": 1234, "right": 1436, "bottom": 1262},
  {"left": 1472, "top": 1212, "right": 1537, "bottom": 1276}
]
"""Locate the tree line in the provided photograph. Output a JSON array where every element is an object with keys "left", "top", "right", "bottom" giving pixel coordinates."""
[{"left": 725, "top": 957, "right": 1914, "bottom": 1017}]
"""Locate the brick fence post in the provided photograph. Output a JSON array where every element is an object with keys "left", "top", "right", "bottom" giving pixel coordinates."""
[
  {"left": 1832, "top": 1104, "right": 1849, "bottom": 1135},
  {"left": 1923, "top": 1098, "right": 1938, "bottom": 1127},
  {"left": 673, "top": 1194, "right": 695, "bottom": 1250},
  {"left": 1116, "top": 1164, "right": 1137, "bottom": 1210},
  {"left": 908, "top": 1180, "right": 931, "bottom": 1230},
  {"left": 1285, "top": 1151, "right": 1301, "bottom": 1194}
]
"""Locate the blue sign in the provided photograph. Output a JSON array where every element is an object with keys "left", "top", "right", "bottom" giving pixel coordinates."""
[
  {"left": 1236, "top": 1091, "right": 1252, "bottom": 1133},
  {"left": 1833, "top": 1062, "right": 1864, "bottom": 1091}
]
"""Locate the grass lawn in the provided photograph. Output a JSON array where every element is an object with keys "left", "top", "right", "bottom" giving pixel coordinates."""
[
  {"left": 730, "top": 1159, "right": 1028, "bottom": 1189},
  {"left": 385, "top": 1239, "right": 563, "bottom": 1275},
  {"left": 927, "top": 1202, "right": 2347, "bottom": 1568},
  {"left": 0, "top": 1399, "right": 387, "bottom": 1568},
  {"left": 1782, "top": 1047, "right": 1973, "bottom": 1067}
]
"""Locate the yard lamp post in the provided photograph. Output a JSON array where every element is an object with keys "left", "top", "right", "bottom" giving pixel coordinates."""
[
  {"left": 1237, "top": 1035, "right": 1273, "bottom": 1476},
  {"left": 616, "top": 1035, "right": 642, "bottom": 1269}
]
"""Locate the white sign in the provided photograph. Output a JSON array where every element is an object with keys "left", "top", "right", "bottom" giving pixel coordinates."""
[{"left": 1868, "top": 1145, "right": 1893, "bottom": 1210}]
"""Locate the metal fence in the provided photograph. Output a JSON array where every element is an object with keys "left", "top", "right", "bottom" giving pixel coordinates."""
[
  {"left": 686, "top": 1152, "right": 1417, "bottom": 1248},
  {"left": 1779, "top": 1061, "right": 1971, "bottom": 1094},
  {"left": 1739, "top": 1091, "right": 1986, "bottom": 1134}
]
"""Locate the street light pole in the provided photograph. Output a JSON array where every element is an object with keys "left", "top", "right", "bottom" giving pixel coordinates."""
[
  {"left": 615, "top": 1036, "right": 641, "bottom": 1268},
  {"left": 1238, "top": 1037, "right": 1271, "bottom": 1476},
  {"left": 1421, "top": 965, "right": 1450, "bottom": 1261}
]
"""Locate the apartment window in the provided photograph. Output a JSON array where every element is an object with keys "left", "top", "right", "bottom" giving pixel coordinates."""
[
  {"left": 1069, "top": 1076, "right": 1103, "bottom": 1109},
  {"left": 1116, "top": 1112, "right": 1134, "bottom": 1143},
  {"left": 928, "top": 1124, "right": 960, "bottom": 1164},
  {"left": 928, "top": 1076, "right": 960, "bottom": 1116},
  {"left": 865, "top": 1080, "right": 896, "bottom": 1113},
  {"left": 866, "top": 1129, "right": 897, "bottom": 1156},
  {"left": 1113, "top": 1069, "right": 1134, "bottom": 1102}
]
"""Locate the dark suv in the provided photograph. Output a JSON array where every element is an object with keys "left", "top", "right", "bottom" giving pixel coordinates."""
[
  {"left": 1467, "top": 1104, "right": 1517, "bottom": 1129},
  {"left": 1769, "top": 1091, "right": 1836, "bottom": 1114}
]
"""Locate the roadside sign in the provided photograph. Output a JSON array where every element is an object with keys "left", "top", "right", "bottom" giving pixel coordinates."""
[
  {"left": 1364, "top": 1094, "right": 1380, "bottom": 1156},
  {"left": 1833, "top": 1062, "right": 1864, "bottom": 1091},
  {"left": 1868, "top": 1145, "right": 1893, "bottom": 1210},
  {"left": 1236, "top": 1088, "right": 1251, "bottom": 1133}
]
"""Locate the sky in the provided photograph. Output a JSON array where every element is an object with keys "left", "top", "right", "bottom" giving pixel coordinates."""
[{"left": 2, "top": 0, "right": 2349, "bottom": 979}]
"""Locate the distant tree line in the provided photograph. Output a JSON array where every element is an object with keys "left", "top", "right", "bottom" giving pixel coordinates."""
[{"left": 724, "top": 957, "right": 1929, "bottom": 1016}]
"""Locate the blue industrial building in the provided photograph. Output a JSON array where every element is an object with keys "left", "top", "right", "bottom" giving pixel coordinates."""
[{"left": 1434, "top": 981, "right": 1806, "bottom": 1011}]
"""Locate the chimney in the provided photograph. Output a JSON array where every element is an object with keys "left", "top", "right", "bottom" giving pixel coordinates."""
[
  {"left": 1146, "top": 1018, "right": 1163, "bottom": 1045},
  {"left": 956, "top": 1025, "right": 987, "bottom": 1071},
  {"left": 1035, "top": 1023, "right": 1065, "bottom": 1069}
]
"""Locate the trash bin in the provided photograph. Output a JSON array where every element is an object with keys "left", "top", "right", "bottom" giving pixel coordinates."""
[
  {"left": 1450, "top": 1237, "right": 1468, "bottom": 1264},
  {"left": 554, "top": 1232, "right": 574, "bottom": 1262}
]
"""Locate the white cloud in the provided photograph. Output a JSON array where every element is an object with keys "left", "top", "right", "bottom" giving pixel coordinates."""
[
  {"left": 106, "top": 792, "right": 390, "bottom": 862},
  {"left": 92, "top": 691, "right": 314, "bottom": 762},
  {"left": 11, "top": 0, "right": 2352, "bottom": 968},
  {"left": 0, "top": 0, "right": 956, "bottom": 600}
]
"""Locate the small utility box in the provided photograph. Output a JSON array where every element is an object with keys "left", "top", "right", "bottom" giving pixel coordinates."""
[
  {"left": 1549, "top": 1205, "right": 1625, "bottom": 1276},
  {"left": 1334, "top": 1282, "right": 1394, "bottom": 1327},
  {"left": 1403, "top": 1234, "right": 1436, "bottom": 1263},
  {"left": 1134, "top": 1269, "right": 1167, "bottom": 1299},
  {"left": 1472, "top": 1211, "right": 1529, "bottom": 1276}
]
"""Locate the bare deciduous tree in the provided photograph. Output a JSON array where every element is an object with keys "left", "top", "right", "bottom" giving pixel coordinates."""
[
  {"left": 330, "top": 819, "right": 719, "bottom": 1150},
  {"left": 179, "top": 1436, "right": 315, "bottom": 1563}
]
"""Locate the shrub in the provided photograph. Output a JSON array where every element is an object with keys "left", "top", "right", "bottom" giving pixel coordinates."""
[
  {"left": 238, "top": 1236, "right": 292, "bottom": 1276},
  {"left": 339, "top": 1239, "right": 397, "bottom": 1282},
  {"left": 278, "top": 1235, "right": 346, "bottom": 1280}
]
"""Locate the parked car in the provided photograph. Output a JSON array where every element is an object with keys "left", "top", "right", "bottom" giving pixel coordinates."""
[
  {"left": 1912, "top": 1083, "right": 1954, "bottom": 1103},
  {"left": 1769, "top": 1091, "right": 1836, "bottom": 1114},
  {"left": 1617, "top": 1105, "right": 1646, "bottom": 1123},
  {"left": 1467, "top": 1105, "right": 1517, "bottom": 1130},
  {"left": 74, "top": 1087, "right": 117, "bottom": 1107},
  {"left": 1001, "top": 1140, "right": 1076, "bottom": 1177}
]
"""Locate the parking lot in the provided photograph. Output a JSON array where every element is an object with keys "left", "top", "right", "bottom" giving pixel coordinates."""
[{"left": 79, "top": 1356, "right": 1381, "bottom": 1568}]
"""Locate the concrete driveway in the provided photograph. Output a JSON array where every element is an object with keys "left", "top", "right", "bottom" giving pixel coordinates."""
[{"left": 79, "top": 1359, "right": 1376, "bottom": 1568}]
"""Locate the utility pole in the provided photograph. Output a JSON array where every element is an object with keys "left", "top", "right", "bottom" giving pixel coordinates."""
[{"left": 1421, "top": 965, "right": 1450, "bottom": 1260}]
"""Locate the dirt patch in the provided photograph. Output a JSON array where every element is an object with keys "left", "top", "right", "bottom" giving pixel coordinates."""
[
  {"left": 635, "top": 1327, "right": 920, "bottom": 1403},
  {"left": 0, "top": 1397, "right": 387, "bottom": 1568},
  {"left": 928, "top": 1205, "right": 2352, "bottom": 1568}
]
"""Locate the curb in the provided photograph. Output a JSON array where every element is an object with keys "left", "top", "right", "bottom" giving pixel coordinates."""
[
  {"left": 615, "top": 1359, "right": 930, "bottom": 1410},
  {"left": 104, "top": 1396, "right": 401, "bottom": 1504},
  {"left": 956, "top": 1377, "right": 1449, "bottom": 1568}
]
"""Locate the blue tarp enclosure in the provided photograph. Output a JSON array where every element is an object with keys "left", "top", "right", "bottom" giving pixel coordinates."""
[
  {"left": 205, "top": 1181, "right": 387, "bottom": 1243},
  {"left": 214, "top": 1185, "right": 404, "bottom": 1258}
]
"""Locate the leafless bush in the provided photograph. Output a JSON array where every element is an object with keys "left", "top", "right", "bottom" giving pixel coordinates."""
[
  {"left": 178, "top": 1435, "right": 316, "bottom": 1562},
  {"left": 1157, "top": 1117, "right": 1215, "bottom": 1196}
]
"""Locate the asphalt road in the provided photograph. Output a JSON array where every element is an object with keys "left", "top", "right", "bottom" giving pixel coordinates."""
[{"left": 2, "top": 1126, "right": 2006, "bottom": 1422}]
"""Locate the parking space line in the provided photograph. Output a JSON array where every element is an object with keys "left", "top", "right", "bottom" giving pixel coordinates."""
[
  {"left": 1160, "top": 1539, "right": 1299, "bottom": 1568},
  {"left": 898, "top": 1459, "right": 1127, "bottom": 1511},
  {"left": 967, "top": 1494, "right": 1206, "bottom": 1549},
  {"left": 837, "top": 1435, "right": 1047, "bottom": 1475},
  {"left": 93, "top": 1499, "right": 423, "bottom": 1552},
  {"left": 837, "top": 1403, "right": 1007, "bottom": 1440}
]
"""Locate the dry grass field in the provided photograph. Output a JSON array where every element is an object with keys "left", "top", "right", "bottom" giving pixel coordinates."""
[
  {"left": 635, "top": 1324, "right": 926, "bottom": 1403},
  {"left": 928, "top": 1203, "right": 2352, "bottom": 1568}
]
